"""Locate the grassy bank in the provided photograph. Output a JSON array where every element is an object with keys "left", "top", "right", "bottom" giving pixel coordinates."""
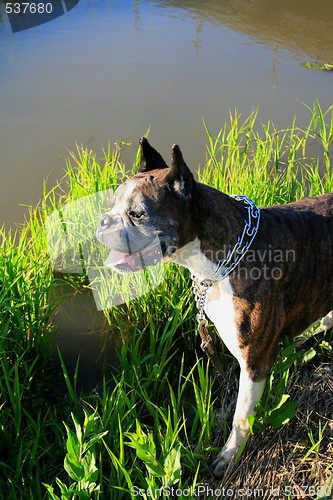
[{"left": 0, "top": 103, "right": 332, "bottom": 499}]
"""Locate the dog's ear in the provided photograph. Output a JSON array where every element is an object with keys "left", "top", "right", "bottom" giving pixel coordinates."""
[
  {"left": 138, "top": 137, "right": 168, "bottom": 172},
  {"left": 164, "top": 144, "right": 195, "bottom": 200}
]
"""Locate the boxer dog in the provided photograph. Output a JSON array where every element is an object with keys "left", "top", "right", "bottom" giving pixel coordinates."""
[{"left": 96, "top": 137, "right": 333, "bottom": 478}]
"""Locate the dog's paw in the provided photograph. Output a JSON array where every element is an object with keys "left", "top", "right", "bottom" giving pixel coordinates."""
[
  {"left": 321, "top": 310, "right": 333, "bottom": 331},
  {"left": 210, "top": 455, "right": 229, "bottom": 479}
]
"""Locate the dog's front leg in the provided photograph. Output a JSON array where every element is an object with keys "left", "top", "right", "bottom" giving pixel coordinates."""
[{"left": 211, "top": 369, "right": 266, "bottom": 478}]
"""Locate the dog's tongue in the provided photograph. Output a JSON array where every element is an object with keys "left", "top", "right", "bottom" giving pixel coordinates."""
[
  {"left": 104, "top": 250, "right": 138, "bottom": 268},
  {"left": 103, "top": 243, "right": 162, "bottom": 272}
]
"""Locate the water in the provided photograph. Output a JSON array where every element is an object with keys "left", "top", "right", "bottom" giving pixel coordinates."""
[
  {"left": 51, "top": 282, "right": 121, "bottom": 392},
  {"left": 1, "top": 0, "right": 333, "bottom": 387},
  {"left": 1, "top": 0, "right": 333, "bottom": 228}
]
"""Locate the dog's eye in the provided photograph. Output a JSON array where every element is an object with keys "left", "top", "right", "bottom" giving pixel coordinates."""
[{"left": 129, "top": 211, "right": 144, "bottom": 219}]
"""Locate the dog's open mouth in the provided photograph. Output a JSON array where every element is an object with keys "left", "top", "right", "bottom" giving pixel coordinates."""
[{"left": 103, "top": 242, "right": 162, "bottom": 273}]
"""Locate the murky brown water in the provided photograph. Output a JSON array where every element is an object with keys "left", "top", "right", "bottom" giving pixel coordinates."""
[
  {"left": 1, "top": 0, "right": 333, "bottom": 228},
  {"left": 51, "top": 282, "right": 120, "bottom": 392},
  {"left": 1, "top": 0, "right": 333, "bottom": 387}
]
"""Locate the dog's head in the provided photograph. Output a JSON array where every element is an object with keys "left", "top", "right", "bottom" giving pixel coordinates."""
[{"left": 96, "top": 137, "right": 197, "bottom": 273}]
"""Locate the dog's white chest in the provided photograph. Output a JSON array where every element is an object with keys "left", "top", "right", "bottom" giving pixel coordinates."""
[
  {"left": 205, "top": 279, "right": 234, "bottom": 331},
  {"left": 168, "top": 238, "right": 242, "bottom": 364},
  {"left": 204, "top": 279, "right": 244, "bottom": 363}
]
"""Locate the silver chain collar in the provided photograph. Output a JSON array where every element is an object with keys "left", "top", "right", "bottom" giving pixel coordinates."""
[
  {"left": 192, "top": 194, "right": 261, "bottom": 351},
  {"left": 201, "top": 194, "right": 260, "bottom": 284}
]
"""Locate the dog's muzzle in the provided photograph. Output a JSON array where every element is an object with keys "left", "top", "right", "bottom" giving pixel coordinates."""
[{"left": 96, "top": 213, "right": 163, "bottom": 274}]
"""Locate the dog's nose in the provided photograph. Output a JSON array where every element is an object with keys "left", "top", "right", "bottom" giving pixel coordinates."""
[{"left": 98, "top": 214, "right": 112, "bottom": 231}]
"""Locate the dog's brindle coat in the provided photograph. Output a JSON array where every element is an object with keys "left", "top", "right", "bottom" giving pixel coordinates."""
[{"left": 96, "top": 138, "right": 333, "bottom": 478}]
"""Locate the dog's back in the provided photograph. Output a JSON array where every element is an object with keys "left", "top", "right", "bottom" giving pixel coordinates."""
[{"left": 268, "top": 192, "right": 333, "bottom": 217}]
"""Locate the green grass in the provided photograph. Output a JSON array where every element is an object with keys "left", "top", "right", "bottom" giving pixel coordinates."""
[
  {"left": 300, "top": 61, "right": 333, "bottom": 72},
  {"left": 0, "top": 102, "right": 332, "bottom": 499}
]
